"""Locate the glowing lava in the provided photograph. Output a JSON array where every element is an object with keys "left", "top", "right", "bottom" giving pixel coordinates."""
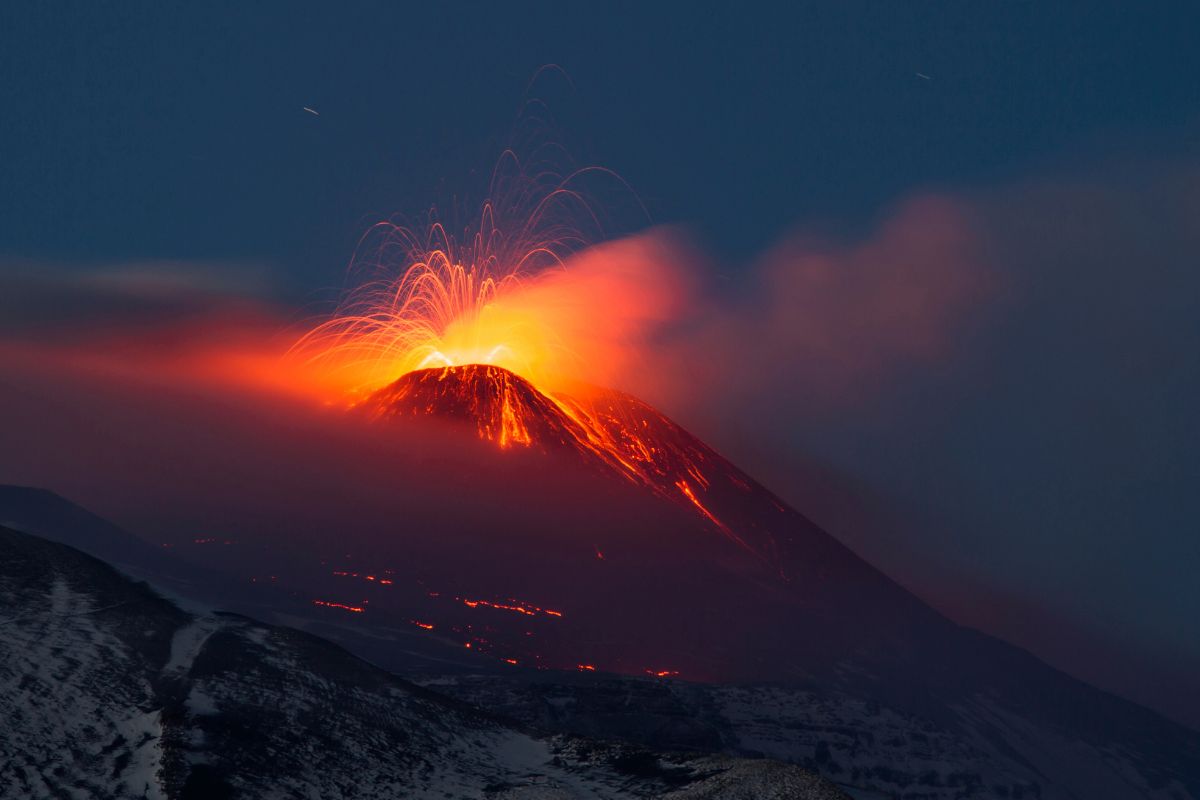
[
  {"left": 368, "top": 364, "right": 585, "bottom": 450},
  {"left": 362, "top": 364, "right": 762, "bottom": 556},
  {"left": 313, "top": 599, "right": 365, "bottom": 614}
]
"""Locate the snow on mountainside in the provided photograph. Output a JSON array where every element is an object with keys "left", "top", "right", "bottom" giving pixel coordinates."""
[
  {"left": 2, "top": 469, "right": 1198, "bottom": 800},
  {"left": 433, "top": 674, "right": 1200, "bottom": 800},
  {"left": 0, "top": 525, "right": 845, "bottom": 800}
]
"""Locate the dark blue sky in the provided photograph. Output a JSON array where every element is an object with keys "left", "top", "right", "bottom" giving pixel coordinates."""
[
  {"left": 2, "top": 2, "right": 1198, "bottom": 724},
  {"left": 2, "top": 3, "right": 1196, "bottom": 285}
]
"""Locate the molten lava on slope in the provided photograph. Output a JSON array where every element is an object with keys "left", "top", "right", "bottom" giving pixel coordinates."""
[
  {"left": 363, "top": 364, "right": 766, "bottom": 559},
  {"left": 367, "top": 364, "right": 589, "bottom": 451}
]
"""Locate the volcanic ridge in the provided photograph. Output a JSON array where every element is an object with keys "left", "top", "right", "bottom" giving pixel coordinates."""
[{"left": 363, "top": 364, "right": 772, "bottom": 557}]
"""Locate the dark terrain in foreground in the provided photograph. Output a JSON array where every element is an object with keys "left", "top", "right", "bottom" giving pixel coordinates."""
[
  {"left": 0, "top": 524, "right": 844, "bottom": 800},
  {"left": 2, "top": 484, "right": 1199, "bottom": 799}
]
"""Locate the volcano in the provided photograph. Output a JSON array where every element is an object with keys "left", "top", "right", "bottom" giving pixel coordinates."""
[
  {"left": 3, "top": 362, "right": 1198, "bottom": 798},
  {"left": 350, "top": 364, "right": 980, "bottom": 681},
  {"left": 364, "top": 364, "right": 806, "bottom": 562},
  {"left": 340, "top": 364, "right": 1199, "bottom": 798},
  {"left": 366, "top": 365, "right": 594, "bottom": 452}
]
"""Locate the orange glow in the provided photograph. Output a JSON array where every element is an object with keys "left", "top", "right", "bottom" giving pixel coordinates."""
[
  {"left": 313, "top": 599, "right": 365, "bottom": 613},
  {"left": 411, "top": 620, "right": 434, "bottom": 630},
  {"left": 674, "top": 479, "right": 748, "bottom": 550},
  {"left": 459, "top": 596, "right": 562, "bottom": 619},
  {"left": 335, "top": 569, "right": 396, "bottom": 587},
  {"left": 359, "top": 362, "right": 756, "bottom": 552},
  {"left": 645, "top": 669, "right": 679, "bottom": 678},
  {"left": 290, "top": 152, "right": 619, "bottom": 400},
  {"left": 577, "top": 664, "right": 596, "bottom": 672}
]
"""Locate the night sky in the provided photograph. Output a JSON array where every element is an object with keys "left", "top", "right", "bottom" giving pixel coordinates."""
[{"left": 2, "top": 2, "right": 1198, "bottom": 724}]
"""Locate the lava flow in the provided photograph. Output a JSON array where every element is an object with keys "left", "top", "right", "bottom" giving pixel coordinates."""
[{"left": 363, "top": 363, "right": 762, "bottom": 556}]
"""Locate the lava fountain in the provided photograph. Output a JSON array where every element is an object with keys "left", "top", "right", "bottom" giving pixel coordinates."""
[{"left": 292, "top": 148, "right": 619, "bottom": 398}]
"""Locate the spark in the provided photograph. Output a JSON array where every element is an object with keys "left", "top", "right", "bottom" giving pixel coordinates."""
[
  {"left": 915, "top": 72, "right": 932, "bottom": 80},
  {"left": 334, "top": 569, "right": 394, "bottom": 585},
  {"left": 303, "top": 106, "right": 320, "bottom": 115},
  {"left": 291, "top": 149, "right": 607, "bottom": 397}
]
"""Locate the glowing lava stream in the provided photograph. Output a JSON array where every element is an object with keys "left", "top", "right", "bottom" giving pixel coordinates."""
[
  {"left": 313, "top": 599, "right": 365, "bottom": 614},
  {"left": 361, "top": 363, "right": 758, "bottom": 555}
]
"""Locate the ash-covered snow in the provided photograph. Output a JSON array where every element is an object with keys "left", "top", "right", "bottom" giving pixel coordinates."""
[
  {"left": 0, "top": 526, "right": 843, "bottom": 799},
  {"left": 432, "top": 673, "right": 1200, "bottom": 800}
]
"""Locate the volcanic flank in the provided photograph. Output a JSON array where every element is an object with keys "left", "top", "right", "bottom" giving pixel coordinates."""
[
  {"left": 366, "top": 365, "right": 591, "bottom": 451},
  {"left": 5, "top": 377, "right": 1197, "bottom": 800},
  {"left": 363, "top": 363, "right": 779, "bottom": 560},
  {"left": 353, "top": 361, "right": 946, "bottom": 681}
]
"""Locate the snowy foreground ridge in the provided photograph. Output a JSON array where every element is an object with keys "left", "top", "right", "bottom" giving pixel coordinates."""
[
  {"left": 0, "top": 525, "right": 844, "bottom": 800},
  {"left": 2, "top": 480, "right": 1199, "bottom": 800}
]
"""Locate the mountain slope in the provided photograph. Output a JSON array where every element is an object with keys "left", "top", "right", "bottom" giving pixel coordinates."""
[
  {"left": 2, "top": 347, "right": 1198, "bottom": 800},
  {"left": 367, "top": 364, "right": 593, "bottom": 451},
  {"left": 435, "top": 671, "right": 1200, "bottom": 800},
  {"left": 350, "top": 365, "right": 1200, "bottom": 799},
  {"left": 0, "top": 524, "right": 844, "bottom": 800},
  {"left": 364, "top": 365, "right": 796, "bottom": 560},
  {"left": 0, "top": 483, "right": 163, "bottom": 568}
]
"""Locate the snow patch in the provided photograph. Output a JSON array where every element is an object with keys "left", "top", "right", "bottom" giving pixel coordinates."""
[
  {"left": 186, "top": 686, "right": 220, "bottom": 716},
  {"left": 164, "top": 616, "right": 225, "bottom": 675}
]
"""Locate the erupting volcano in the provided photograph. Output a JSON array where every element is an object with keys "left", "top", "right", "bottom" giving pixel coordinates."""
[
  {"left": 292, "top": 150, "right": 777, "bottom": 558},
  {"left": 280, "top": 148, "right": 962, "bottom": 687}
]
